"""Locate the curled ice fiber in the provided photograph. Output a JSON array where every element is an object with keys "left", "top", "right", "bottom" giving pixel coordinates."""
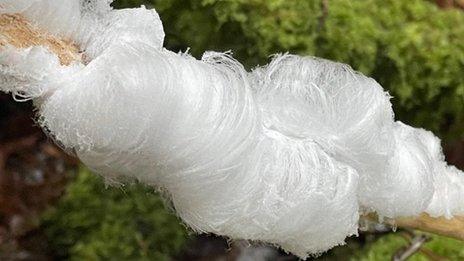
[{"left": 0, "top": 0, "right": 463, "bottom": 258}]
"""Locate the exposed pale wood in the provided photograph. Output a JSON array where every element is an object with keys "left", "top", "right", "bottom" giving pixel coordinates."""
[
  {"left": 0, "top": 13, "right": 81, "bottom": 65},
  {"left": 391, "top": 214, "right": 464, "bottom": 241},
  {"left": 362, "top": 212, "right": 464, "bottom": 241}
]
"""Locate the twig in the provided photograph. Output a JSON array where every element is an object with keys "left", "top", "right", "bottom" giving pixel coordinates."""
[
  {"left": 392, "top": 231, "right": 430, "bottom": 261},
  {"left": 398, "top": 231, "right": 448, "bottom": 261},
  {"left": 317, "top": 0, "right": 329, "bottom": 31}
]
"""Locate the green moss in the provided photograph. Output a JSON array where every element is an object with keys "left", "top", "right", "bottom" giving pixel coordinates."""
[
  {"left": 351, "top": 233, "right": 464, "bottom": 261},
  {"left": 114, "top": 0, "right": 464, "bottom": 141},
  {"left": 41, "top": 168, "right": 188, "bottom": 260}
]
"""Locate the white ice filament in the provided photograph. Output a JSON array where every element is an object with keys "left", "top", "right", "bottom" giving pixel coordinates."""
[{"left": 0, "top": 0, "right": 463, "bottom": 258}]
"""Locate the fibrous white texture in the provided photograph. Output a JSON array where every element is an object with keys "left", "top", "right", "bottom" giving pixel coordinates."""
[{"left": 1, "top": 0, "right": 463, "bottom": 258}]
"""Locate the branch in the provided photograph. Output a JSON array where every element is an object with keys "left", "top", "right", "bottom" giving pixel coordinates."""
[
  {"left": 390, "top": 214, "right": 464, "bottom": 241},
  {"left": 1, "top": 13, "right": 464, "bottom": 244}
]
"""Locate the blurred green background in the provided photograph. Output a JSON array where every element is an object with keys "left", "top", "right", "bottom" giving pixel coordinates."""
[
  {"left": 2, "top": 0, "right": 464, "bottom": 260},
  {"left": 115, "top": 0, "right": 464, "bottom": 141}
]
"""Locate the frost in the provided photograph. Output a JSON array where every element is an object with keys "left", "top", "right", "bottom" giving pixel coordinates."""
[{"left": 0, "top": 0, "right": 463, "bottom": 259}]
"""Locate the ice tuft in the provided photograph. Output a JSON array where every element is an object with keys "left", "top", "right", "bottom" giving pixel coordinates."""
[{"left": 0, "top": 0, "right": 463, "bottom": 258}]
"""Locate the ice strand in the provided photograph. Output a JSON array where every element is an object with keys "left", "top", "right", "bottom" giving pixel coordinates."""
[{"left": 0, "top": 0, "right": 463, "bottom": 258}]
